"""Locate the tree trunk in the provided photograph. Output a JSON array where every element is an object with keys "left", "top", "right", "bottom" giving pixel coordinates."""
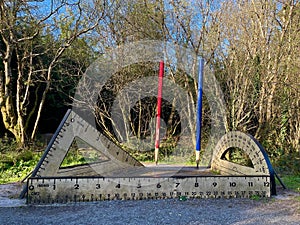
[{"left": 0, "top": 43, "right": 24, "bottom": 143}]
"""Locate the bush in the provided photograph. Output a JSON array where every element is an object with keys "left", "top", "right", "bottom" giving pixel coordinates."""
[
  {"left": 273, "top": 152, "right": 300, "bottom": 176},
  {"left": 0, "top": 138, "right": 43, "bottom": 184}
]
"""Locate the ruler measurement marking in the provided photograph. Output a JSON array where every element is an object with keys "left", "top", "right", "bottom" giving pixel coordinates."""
[{"left": 27, "top": 175, "right": 271, "bottom": 203}]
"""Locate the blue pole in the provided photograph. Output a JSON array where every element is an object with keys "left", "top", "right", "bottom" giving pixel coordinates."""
[{"left": 196, "top": 58, "right": 204, "bottom": 168}]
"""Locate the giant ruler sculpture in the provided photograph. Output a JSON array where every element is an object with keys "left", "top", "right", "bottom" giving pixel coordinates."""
[
  {"left": 24, "top": 41, "right": 281, "bottom": 204},
  {"left": 25, "top": 110, "right": 277, "bottom": 204}
]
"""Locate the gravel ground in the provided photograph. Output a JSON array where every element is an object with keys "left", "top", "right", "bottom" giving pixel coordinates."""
[{"left": 0, "top": 183, "right": 299, "bottom": 225}]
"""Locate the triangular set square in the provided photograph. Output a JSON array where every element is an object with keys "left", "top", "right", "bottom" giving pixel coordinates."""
[{"left": 31, "top": 109, "right": 143, "bottom": 177}]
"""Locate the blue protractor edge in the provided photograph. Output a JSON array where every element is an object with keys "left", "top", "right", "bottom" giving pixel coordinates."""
[{"left": 246, "top": 133, "right": 276, "bottom": 195}]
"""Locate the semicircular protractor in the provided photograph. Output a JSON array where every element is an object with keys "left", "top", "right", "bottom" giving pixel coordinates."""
[{"left": 211, "top": 131, "right": 274, "bottom": 176}]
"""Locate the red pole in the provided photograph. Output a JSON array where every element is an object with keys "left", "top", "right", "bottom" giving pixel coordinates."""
[{"left": 155, "top": 61, "right": 164, "bottom": 165}]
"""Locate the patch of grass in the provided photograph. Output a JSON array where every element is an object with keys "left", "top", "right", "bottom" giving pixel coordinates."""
[
  {"left": 279, "top": 175, "right": 300, "bottom": 193},
  {"left": 250, "top": 195, "right": 261, "bottom": 201},
  {"left": 0, "top": 153, "right": 42, "bottom": 184},
  {"left": 0, "top": 139, "right": 43, "bottom": 184}
]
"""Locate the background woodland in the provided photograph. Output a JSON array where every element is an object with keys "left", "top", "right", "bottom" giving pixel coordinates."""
[{"left": 0, "top": 0, "right": 299, "bottom": 176}]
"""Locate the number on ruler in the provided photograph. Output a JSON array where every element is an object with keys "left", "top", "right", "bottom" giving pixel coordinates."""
[{"left": 229, "top": 182, "right": 236, "bottom": 187}]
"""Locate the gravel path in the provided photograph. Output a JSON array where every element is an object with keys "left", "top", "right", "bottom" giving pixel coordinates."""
[{"left": 0, "top": 183, "right": 299, "bottom": 225}]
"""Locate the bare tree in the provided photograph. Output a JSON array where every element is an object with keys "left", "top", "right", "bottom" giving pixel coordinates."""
[
  {"left": 214, "top": 0, "right": 300, "bottom": 154},
  {"left": 0, "top": 0, "right": 107, "bottom": 145}
]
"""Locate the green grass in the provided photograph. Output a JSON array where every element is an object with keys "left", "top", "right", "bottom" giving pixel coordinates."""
[
  {"left": 250, "top": 195, "right": 262, "bottom": 201},
  {"left": 0, "top": 150, "right": 42, "bottom": 184},
  {"left": 0, "top": 139, "right": 43, "bottom": 184},
  {"left": 278, "top": 175, "right": 300, "bottom": 193}
]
